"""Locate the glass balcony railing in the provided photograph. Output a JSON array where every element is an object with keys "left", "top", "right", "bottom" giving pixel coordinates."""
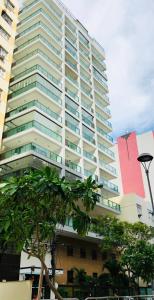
[
  {"left": 83, "top": 132, "right": 95, "bottom": 145},
  {"left": 11, "top": 64, "right": 62, "bottom": 88},
  {"left": 79, "top": 35, "right": 89, "bottom": 49},
  {"left": 65, "top": 103, "right": 79, "bottom": 118},
  {"left": 3, "top": 121, "right": 62, "bottom": 143},
  {"left": 84, "top": 169, "right": 95, "bottom": 180},
  {"left": 82, "top": 115, "right": 94, "bottom": 128},
  {"left": 80, "top": 73, "right": 91, "bottom": 86},
  {"left": 20, "top": 8, "right": 62, "bottom": 31},
  {"left": 9, "top": 81, "right": 62, "bottom": 105},
  {"left": 6, "top": 100, "right": 62, "bottom": 123},
  {"left": 98, "top": 197, "right": 120, "bottom": 212},
  {"left": 93, "top": 72, "right": 108, "bottom": 90},
  {"left": 66, "top": 74, "right": 78, "bottom": 87},
  {"left": 65, "top": 120, "right": 80, "bottom": 135},
  {"left": 17, "top": 21, "right": 62, "bottom": 44},
  {"left": 13, "top": 49, "right": 62, "bottom": 72},
  {"left": 65, "top": 139, "right": 81, "bottom": 154},
  {"left": 65, "top": 59, "right": 77, "bottom": 72},
  {"left": 65, "top": 40, "right": 77, "bottom": 59},
  {"left": 65, "top": 34, "right": 77, "bottom": 48},
  {"left": 95, "top": 99, "right": 111, "bottom": 116},
  {"left": 65, "top": 160, "right": 81, "bottom": 173},
  {"left": 98, "top": 143, "right": 115, "bottom": 158},
  {"left": 15, "top": 35, "right": 62, "bottom": 58},
  {"left": 81, "top": 86, "right": 92, "bottom": 98},
  {"left": 83, "top": 150, "right": 96, "bottom": 162},
  {"left": 0, "top": 143, "right": 62, "bottom": 164},
  {"left": 99, "top": 160, "right": 117, "bottom": 175},
  {"left": 97, "top": 127, "right": 113, "bottom": 143},
  {"left": 20, "top": 0, "right": 63, "bottom": 20},
  {"left": 65, "top": 88, "right": 79, "bottom": 103},
  {"left": 96, "top": 112, "right": 112, "bottom": 128},
  {"left": 80, "top": 59, "right": 90, "bottom": 70},
  {"left": 100, "top": 177, "right": 119, "bottom": 193},
  {"left": 80, "top": 47, "right": 90, "bottom": 60},
  {"left": 65, "top": 22, "right": 76, "bottom": 35}
]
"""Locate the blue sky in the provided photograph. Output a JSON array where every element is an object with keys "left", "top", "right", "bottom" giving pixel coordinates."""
[{"left": 20, "top": 0, "right": 154, "bottom": 137}]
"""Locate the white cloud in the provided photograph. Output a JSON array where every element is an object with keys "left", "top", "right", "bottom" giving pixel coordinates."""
[{"left": 62, "top": 0, "right": 154, "bottom": 137}]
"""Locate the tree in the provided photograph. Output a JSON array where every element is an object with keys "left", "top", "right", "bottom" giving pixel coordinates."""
[
  {"left": 0, "top": 167, "right": 102, "bottom": 300},
  {"left": 94, "top": 216, "right": 154, "bottom": 294}
]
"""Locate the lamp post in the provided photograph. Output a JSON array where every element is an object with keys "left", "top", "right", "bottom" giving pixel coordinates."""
[{"left": 137, "top": 153, "right": 154, "bottom": 215}]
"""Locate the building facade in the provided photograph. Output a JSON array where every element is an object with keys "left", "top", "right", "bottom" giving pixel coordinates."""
[
  {"left": 0, "top": 0, "right": 120, "bottom": 294},
  {"left": 114, "top": 130, "right": 154, "bottom": 225},
  {"left": 0, "top": 0, "right": 19, "bottom": 147}
]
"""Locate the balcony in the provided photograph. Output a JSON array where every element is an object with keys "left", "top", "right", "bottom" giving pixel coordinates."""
[
  {"left": 65, "top": 103, "right": 79, "bottom": 118},
  {"left": 9, "top": 81, "right": 62, "bottom": 106},
  {"left": 20, "top": 8, "right": 62, "bottom": 32},
  {"left": 17, "top": 21, "right": 62, "bottom": 45},
  {"left": 65, "top": 139, "right": 81, "bottom": 154},
  {"left": 13, "top": 49, "right": 62, "bottom": 72},
  {"left": 99, "top": 160, "right": 117, "bottom": 176},
  {"left": 11, "top": 64, "right": 62, "bottom": 89},
  {"left": 95, "top": 99, "right": 111, "bottom": 117},
  {"left": 80, "top": 73, "right": 91, "bottom": 86},
  {"left": 80, "top": 47, "right": 90, "bottom": 61},
  {"left": 83, "top": 132, "right": 95, "bottom": 145},
  {"left": 100, "top": 177, "right": 119, "bottom": 194},
  {"left": 65, "top": 120, "right": 80, "bottom": 135},
  {"left": 65, "top": 58, "right": 78, "bottom": 72},
  {"left": 84, "top": 169, "right": 95, "bottom": 180},
  {"left": 6, "top": 100, "right": 62, "bottom": 123},
  {"left": 82, "top": 115, "right": 94, "bottom": 128},
  {"left": 0, "top": 143, "right": 62, "bottom": 164},
  {"left": 3, "top": 121, "right": 62, "bottom": 143},
  {"left": 65, "top": 40, "right": 77, "bottom": 60},
  {"left": 81, "top": 85, "right": 92, "bottom": 98},
  {"left": 79, "top": 34, "right": 89, "bottom": 49},
  {"left": 97, "top": 127, "right": 113, "bottom": 143},
  {"left": 15, "top": 35, "right": 62, "bottom": 59},
  {"left": 65, "top": 20, "right": 76, "bottom": 36},
  {"left": 83, "top": 150, "right": 96, "bottom": 163},
  {"left": 65, "top": 88, "right": 79, "bottom": 103},
  {"left": 98, "top": 197, "right": 120, "bottom": 213},
  {"left": 65, "top": 160, "right": 81, "bottom": 173},
  {"left": 66, "top": 74, "right": 78, "bottom": 87},
  {"left": 98, "top": 143, "right": 115, "bottom": 159},
  {"left": 96, "top": 112, "right": 112, "bottom": 129}
]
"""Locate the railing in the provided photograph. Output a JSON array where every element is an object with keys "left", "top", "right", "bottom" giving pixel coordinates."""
[
  {"left": 94, "top": 72, "right": 108, "bottom": 91},
  {"left": 17, "top": 21, "right": 62, "bottom": 44},
  {"left": 0, "top": 143, "right": 62, "bottom": 164},
  {"left": 65, "top": 88, "right": 79, "bottom": 103},
  {"left": 82, "top": 115, "right": 94, "bottom": 128},
  {"left": 3, "top": 121, "right": 62, "bottom": 143},
  {"left": 65, "top": 32, "right": 77, "bottom": 48},
  {"left": 65, "top": 120, "right": 80, "bottom": 135},
  {"left": 100, "top": 177, "right": 119, "bottom": 193},
  {"left": 99, "top": 160, "right": 117, "bottom": 175},
  {"left": 65, "top": 22, "right": 76, "bottom": 35},
  {"left": 65, "top": 103, "right": 79, "bottom": 118},
  {"left": 98, "top": 197, "right": 121, "bottom": 212},
  {"left": 65, "top": 40, "right": 77, "bottom": 59},
  {"left": 80, "top": 59, "right": 90, "bottom": 70},
  {"left": 11, "top": 64, "right": 62, "bottom": 88},
  {"left": 6, "top": 100, "right": 62, "bottom": 123},
  {"left": 79, "top": 34, "right": 89, "bottom": 48},
  {"left": 80, "top": 73, "right": 91, "bottom": 85},
  {"left": 81, "top": 86, "right": 92, "bottom": 98},
  {"left": 83, "top": 132, "right": 95, "bottom": 145},
  {"left": 20, "top": 8, "right": 62, "bottom": 31},
  {"left": 97, "top": 127, "right": 113, "bottom": 143},
  {"left": 80, "top": 47, "right": 90, "bottom": 60},
  {"left": 12, "top": 49, "right": 62, "bottom": 71},
  {"left": 83, "top": 150, "right": 96, "bottom": 162},
  {"left": 15, "top": 34, "right": 62, "bottom": 58},
  {"left": 9, "top": 81, "right": 62, "bottom": 105},
  {"left": 65, "top": 59, "right": 77, "bottom": 71},
  {"left": 96, "top": 112, "right": 112, "bottom": 128},
  {"left": 65, "top": 139, "right": 81, "bottom": 154},
  {"left": 95, "top": 99, "right": 111, "bottom": 116},
  {"left": 65, "top": 160, "right": 81, "bottom": 173},
  {"left": 66, "top": 74, "right": 78, "bottom": 87},
  {"left": 84, "top": 169, "right": 96, "bottom": 180},
  {"left": 98, "top": 143, "right": 115, "bottom": 158}
]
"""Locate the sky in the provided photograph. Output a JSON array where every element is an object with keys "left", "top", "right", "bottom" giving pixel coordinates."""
[{"left": 19, "top": 0, "right": 154, "bottom": 138}]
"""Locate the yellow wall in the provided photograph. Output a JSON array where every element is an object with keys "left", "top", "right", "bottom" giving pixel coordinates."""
[{"left": 0, "top": 0, "right": 19, "bottom": 148}]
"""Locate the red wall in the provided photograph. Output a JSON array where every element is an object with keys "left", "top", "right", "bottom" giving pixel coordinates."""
[{"left": 117, "top": 132, "right": 145, "bottom": 197}]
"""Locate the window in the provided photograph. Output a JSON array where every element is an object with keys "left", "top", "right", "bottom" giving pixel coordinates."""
[
  {"left": 136, "top": 204, "right": 142, "bottom": 217},
  {"left": 0, "top": 26, "right": 10, "bottom": 40},
  {"left": 67, "top": 270, "right": 74, "bottom": 283},
  {"left": 0, "top": 67, "right": 5, "bottom": 78},
  {"left": 80, "top": 248, "right": 86, "bottom": 258},
  {"left": 91, "top": 249, "right": 97, "bottom": 260},
  {"left": 67, "top": 245, "right": 73, "bottom": 256},
  {"left": 5, "top": 0, "right": 15, "bottom": 12},
  {"left": 1, "top": 11, "right": 12, "bottom": 26},
  {"left": 0, "top": 47, "right": 8, "bottom": 62}
]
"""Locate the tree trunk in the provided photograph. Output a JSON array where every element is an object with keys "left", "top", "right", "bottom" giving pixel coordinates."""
[
  {"left": 41, "top": 259, "right": 63, "bottom": 300},
  {"left": 37, "top": 264, "right": 44, "bottom": 300}
]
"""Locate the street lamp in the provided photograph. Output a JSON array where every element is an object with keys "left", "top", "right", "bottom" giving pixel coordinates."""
[{"left": 137, "top": 153, "right": 154, "bottom": 215}]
